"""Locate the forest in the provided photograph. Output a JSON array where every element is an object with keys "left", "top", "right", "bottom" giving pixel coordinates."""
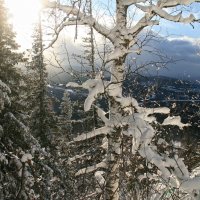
[{"left": 1, "top": 0, "right": 200, "bottom": 199}]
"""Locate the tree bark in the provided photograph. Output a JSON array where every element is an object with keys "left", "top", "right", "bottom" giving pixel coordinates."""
[
  {"left": 104, "top": 1, "right": 128, "bottom": 199},
  {"left": 105, "top": 59, "right": 126, "bottom": 200}
]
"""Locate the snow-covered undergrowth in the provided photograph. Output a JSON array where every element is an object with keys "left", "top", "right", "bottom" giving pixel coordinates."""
[{"left": 0, "top": 80, "right": 11, "bottom": 111}]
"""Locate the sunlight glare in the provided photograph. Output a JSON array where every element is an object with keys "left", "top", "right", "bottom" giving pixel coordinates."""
[{"left": 5, "top": 0, "right": 42, "bottom": 49}]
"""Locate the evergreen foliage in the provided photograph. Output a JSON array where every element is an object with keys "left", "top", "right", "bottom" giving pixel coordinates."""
[
  {"left": 28, "top": 20, "right": 57, "bottom": 146},
  {"left": 59, "top": 90, "right": 72, "bottom": 137},
  {"left": 0, "top": 0, "right": 25, "bottom": 112}
]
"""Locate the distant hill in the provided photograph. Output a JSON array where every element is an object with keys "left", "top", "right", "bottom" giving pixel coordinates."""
[{"left": 48, "top": 75, "right": 200, "bottom": 107}]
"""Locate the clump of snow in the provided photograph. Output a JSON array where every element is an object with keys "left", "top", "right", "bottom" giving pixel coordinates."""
[
  {"left": 162, "top": 116, "right": 190, "bottom": 129},
  {"left": 95, "top": 171, "right": 105, "bottom": 186},
  {"left": 157, "top": 138, "right": 168, "bottom": 146},
  {"left": 73, "top": 127, "right": 111, "bottom": 142},
  {"left": 0, "top": 153, "right": 8, "bottom": 164},
  {"left": 191, "top": 166, "right": 200, "bottom": 177},
  {"left": 0, "top": 80, "right": 11, "bottom": 111},
  {"left": 47, "top": 84, "right": 53, "bottom": 88},
  {"left": 67, "top": 154, "right": 86, "bottom": 165},
  {"left": 115, "top": 96, "right": 139, "bottom": 114},
  {"left": 66, "top": 82, "right": 81, "bottom": 88},
  {"left": 96, "top": 106, "right": 109, "bottom": 124},
  {"left": 82, "top": 78, "right": 107, "bottom": 111},
  {"left": 21, "top": 153, "right": 33, "bottom": 162},
  {"left": 75, "top": 161, "right": 107, "bottom": 176},
  {"left": 101, "top": 137, "right": 108, "bottom": 150},
  {"left": 66, "top": 76, "right": 109, "bottom": 111},
  {"left": 0, "top": 80, "right": 11, "bottom": 93},
  {"left": 66, "top": 89, "right": 74, "bottom": 93}
]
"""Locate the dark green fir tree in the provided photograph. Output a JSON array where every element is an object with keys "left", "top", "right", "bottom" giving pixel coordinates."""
[{"left": 28, "top": 12, "right": 56, "bottom": 147}]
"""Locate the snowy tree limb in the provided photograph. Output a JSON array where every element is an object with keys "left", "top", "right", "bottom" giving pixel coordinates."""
[
  {"left": 158, "top": 0, "right": 200, "bottom": 8},
  {"left": 67, "top": 78, "right": 109, "bottom": 111},
  {"left": 72, "top": 127, "right": 111, "bottom": 142},
  {"left": 136, "top": 4, "right": 199, "bottom": 23},
  {"left": 67, "top": 154, "right": 86, "bottom": 165},
  {"left": 123, "top": 0, "right": 146, "bottom": 6},
  {"left": 75, "top": 161, "right": 107, "bottom": 176},
  {"left": 129, "top": 15, "right": 159, "bottom": 35},
  {"left": 42, "top": 0, "right": 113, "bottom": 41},
  {"left": 95, "top": 106, "right": 109, "bottom": 124},
  {"left": 152, "top": 6, "right": 199, "bottom": 23},
  {"left": 162, "top": 116, "right": 190, "bottom": 129}
]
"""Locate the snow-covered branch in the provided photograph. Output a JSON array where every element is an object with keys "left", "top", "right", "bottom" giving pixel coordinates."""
[
  {"left": 67, "top": 154, "right": 86, "bottom": 165},
  {"left": 129, "top": 14, "right": 159, "bottom": 35},
  {"left": 95, "top": 106, "right": 109, "bottom": 124},
  {"left": 123, "top": 0, "right": 146, "bottom": 6},
  {"left": 152, "top": 6, "right": 198, "bottom": 23},
  {"left": 67, "top": 77, "right": 109, "bottom": 111},
  {"left": 75, "top": 161, "right": 107, "bottom": 176},
  {"left": 158, "top": 0, "right": 200, "bottom": 8},
  {"left": 72, "top": 127, "right": 111, "bottom": 142},
  {"left": 0, "top": 80, "right": 11, "bottom": 110},
  {"left": 162, "top": 116, "right": 190, "bottom": 129},
  {"left": 0, "top": 80, "right": 11, "bottom": 94},
  {"left": 136, "top": 4, "right": 199, "bottom": 24},
  {"left": 42, "top": 0, "right": 113, "bottom": 41}
]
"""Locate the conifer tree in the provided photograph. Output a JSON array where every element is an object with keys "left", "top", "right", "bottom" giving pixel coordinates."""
[
  {"left": 0, "top": 2, "right": 75, "bottom": 199},
  {"left": 59, "top": 90, "right": 72, "bottom": 137},
  {"left": 0, "top": 0, "right": 24, "bottom": 112},
  {"left": 72, "top": 0, "right": 99, "bottom": 129},
  {"left": 28, "top": 11, "right": 56, "bottom": 146},
  {"left": 0, "top": 1, "right": 40, "bottom": 198}
]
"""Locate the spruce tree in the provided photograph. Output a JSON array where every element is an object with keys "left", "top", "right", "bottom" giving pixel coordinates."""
[
  {"left": 0, "top": 1, "right": 39, "bottom": 198},
  {"left": 59, "top": 90, "right": 72, "bottom": 137},
  {"left": 0, "top": 0, "right": 24, "bottom": 112},
  {"left": 28, "top": 13, "right": 56, "bottom": 146}
]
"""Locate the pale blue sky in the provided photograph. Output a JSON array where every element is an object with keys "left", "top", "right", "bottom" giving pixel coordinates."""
[
  {"left": 5, "top": 0, "right": 200, "bottom": 49},
  {"left": 4, "top": 0, "right": 200, "bottom": 79}
]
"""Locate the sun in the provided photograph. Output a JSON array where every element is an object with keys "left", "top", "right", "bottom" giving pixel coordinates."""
[{"left": 5, "top": 0, "right": 42, "bottom": 49}]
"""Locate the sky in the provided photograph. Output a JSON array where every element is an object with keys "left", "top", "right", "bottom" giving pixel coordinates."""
[
  {"left": 4, "top": 0, "right": 200, "bottom": 80},
  {"left": 5, "top": 0, "right": 41, "bottom": 50}
]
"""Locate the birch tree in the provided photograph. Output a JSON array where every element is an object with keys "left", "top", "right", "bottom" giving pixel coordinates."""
[{"left": 43, "top": 0, "right": 200, "bottom": 199}]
